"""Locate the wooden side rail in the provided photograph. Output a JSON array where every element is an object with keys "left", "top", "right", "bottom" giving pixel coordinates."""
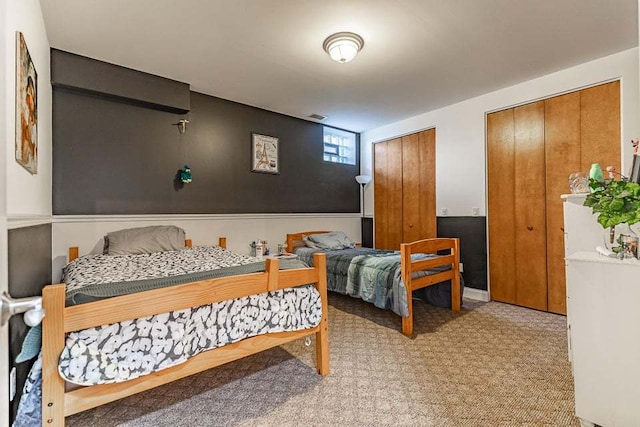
[
  {"left": 411, "top": 254, "right": 455, "bottom": 272},
  {"left": 400, "top": 237, "right": 461, "bottom": 336},
  {"left": 42, "top": 252, "right": 328, "bottom": 426},
  {"left": 62, "top": 261, "right": 319, "bottom": 331}
]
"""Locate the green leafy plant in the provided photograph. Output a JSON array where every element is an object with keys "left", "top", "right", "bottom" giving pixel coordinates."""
[{"left": 583, "top": 178, "right": 640, "bottom": 228}]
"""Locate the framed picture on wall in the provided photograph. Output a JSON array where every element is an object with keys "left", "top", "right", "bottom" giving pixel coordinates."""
[
  {"left": 15, "top": 31, "right": 38, "bottom": 175},
  {"left": 251, "top": 133, "right": 279, "bottom": 174}
]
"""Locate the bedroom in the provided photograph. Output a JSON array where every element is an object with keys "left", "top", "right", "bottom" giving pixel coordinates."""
[{"left": 1, "top": 0, "right": 639, "bottom": 426}]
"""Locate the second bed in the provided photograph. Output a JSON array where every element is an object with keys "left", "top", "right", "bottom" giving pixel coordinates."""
[{"left": 286, "top": 231, "right": 462, "bottom": 336}]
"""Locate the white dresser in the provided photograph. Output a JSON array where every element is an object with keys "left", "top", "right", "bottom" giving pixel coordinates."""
[
  {"left": 562, "top": 194, "right": 603, "bottom": 256},
  {"left": 563, "top": 195, "right": 640, "bottom": 427}
]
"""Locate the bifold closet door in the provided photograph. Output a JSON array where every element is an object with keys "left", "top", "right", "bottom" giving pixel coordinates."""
[
  {"left": 487, "top": 109, "right": 517, "bottom": 304},
  {"left": 488, "top": 81, "right": 620, "bottom": 314},
  {"left": 514, "top": 102, "right": 548, "bottom": 311},
  {"left": 544, "top": 81, "right": 620, "bottom": 314},
  {"left": 374, "top": 138, "right": 403, "bottom": 249},
  {"left": 488, "top": 103, "right": 547, "bottom": 310},
  {"left": 544, "top": 91, "right": 581, "bottom": 315},
  {"left": 374, "top": 129, "right": 436, "bottom": 250},
  {"left": 402, "top": 130, "right": 436, "bottom": 243}
]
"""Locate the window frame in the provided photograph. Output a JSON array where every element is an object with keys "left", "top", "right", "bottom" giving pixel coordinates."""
[{"left": 323, "top": 127, "right": 356, "bottom": 165}]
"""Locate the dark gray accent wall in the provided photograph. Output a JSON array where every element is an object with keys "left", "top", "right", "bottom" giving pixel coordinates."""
[
  {"left": 437, "top": 216, "right": 487, "bottom": 290},
  {"left": 52, "top": 51, "right": 360, "bottom": 215},
  {"left": 51, "top": 49, "right": 190, "bottom": 114},
  {"left": 361, "top": 217, "right": 373, "bottom": 248},
  {"left": 8, "top": 224, "right": 52, "bottom": 423}
]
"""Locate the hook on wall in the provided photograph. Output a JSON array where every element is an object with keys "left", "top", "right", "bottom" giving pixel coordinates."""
[{"left": 173, "top": 119, "right": 190, "bottom": 134}]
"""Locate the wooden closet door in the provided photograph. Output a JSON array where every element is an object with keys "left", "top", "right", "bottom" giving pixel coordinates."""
[
  {"left": 487, "top": 109, "right": 516, "bottom": 304},
  {"left": 488, "top": 81, "right": 620, "bottom": 314},
  {"left": 513, "top": 101, "right": 547, "bottom": 311},
  {"left": 545, "top": 91, "right": 581, "bottom": 315},
  {"left": 374, "top": 138, "right": 403, "bottom": 249},
  {"left": 402, "top": 129, "right": 436, "bottom": 243}
]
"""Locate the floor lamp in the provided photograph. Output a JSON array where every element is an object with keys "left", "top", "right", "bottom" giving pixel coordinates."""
[
  {"left": 355, "top": 175, "right": 371, "bottom": 216},
  {"left": 355, "top": 175, "right": 372, "bottom": 247}
]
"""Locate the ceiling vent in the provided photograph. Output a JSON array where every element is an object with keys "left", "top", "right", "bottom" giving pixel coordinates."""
[{"left": 309, "top": 113, "right": 327, "bottom": 121}]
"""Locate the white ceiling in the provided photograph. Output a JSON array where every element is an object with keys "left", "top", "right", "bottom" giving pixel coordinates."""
[{"left": 40, "top": 0, "right": 638, "bottom": 132}]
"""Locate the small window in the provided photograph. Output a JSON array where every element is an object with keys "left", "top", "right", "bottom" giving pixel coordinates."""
[{"left": 323, "top": 127, "right": 356, "bottom": 165}]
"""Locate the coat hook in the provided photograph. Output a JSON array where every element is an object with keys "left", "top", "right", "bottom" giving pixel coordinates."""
[{"left": 173, "top": 119, "right": 189, "bottom": 134}]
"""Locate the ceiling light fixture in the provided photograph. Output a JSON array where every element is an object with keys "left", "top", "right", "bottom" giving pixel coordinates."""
[{"left": 323, "top": 32, "right": 364, "bottom": 63}]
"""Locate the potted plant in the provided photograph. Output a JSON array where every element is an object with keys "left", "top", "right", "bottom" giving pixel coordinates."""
[{"left": 583, "top": 176, "right": 640, "bottom": 252}]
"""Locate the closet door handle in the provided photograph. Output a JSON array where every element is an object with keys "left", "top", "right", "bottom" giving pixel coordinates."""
[
  {"left": 561, "top": 227, "right": 565, "bottom": 232},
  {"left": 527, "top": 226, "right": 533, "bottom": 231},
  {"left": 408, "top": 224, "right": 413, "bottom": 228}
]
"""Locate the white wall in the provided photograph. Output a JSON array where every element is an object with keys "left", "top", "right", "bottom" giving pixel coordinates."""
[
  {"left": 5, "top": 0, "right": 52, "bottom": 217},
  {"left": 361, "top": 48, "right": 640, "bottom": 218},
  {"left": 51, "top": 214, "right": 360, "bottom": 282}
]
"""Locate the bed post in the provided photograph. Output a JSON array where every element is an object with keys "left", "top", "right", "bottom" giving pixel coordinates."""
[
  {"left": 451, "top": 238, "right": 461, "bottom": 312},
  {"left": 286, "top": 234, "right": 294, "bottom": 253},
  {"left": 313, "top": 253, "right": 329, "bottom": 376},
  {"left": 42, "top": 284, "right": 67, "bottom": 426},
  {"left": 68, "top": 247, "right": 79, "bottom": 262},
  {"left": 400, "top": 243, "right": 414, "bottom": 336},
  {"left": 218, "top": 237, "right": 227, "bottom": 249},
  {"left": 264, "top": 258, "right": 280, "bottom": 291}
]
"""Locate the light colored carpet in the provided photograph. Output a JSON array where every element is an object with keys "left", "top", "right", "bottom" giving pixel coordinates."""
[{"left": 68, "top": 294, "right": 579, "bottom": 426}]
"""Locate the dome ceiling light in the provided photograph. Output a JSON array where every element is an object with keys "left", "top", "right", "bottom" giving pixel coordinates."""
[{"left": 322, "top": 32, "right": 364, "bottom": 63}]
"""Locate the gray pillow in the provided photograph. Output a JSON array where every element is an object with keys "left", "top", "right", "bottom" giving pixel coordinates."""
[
  {"left": 304, "top": 231, "right": 356, "bottom": 250},
  {"left": 302, "top": 236, "right": 321, "bottom": 249},
  {"left": 105, "top": 225, "right": 186, "bottom": 256}
]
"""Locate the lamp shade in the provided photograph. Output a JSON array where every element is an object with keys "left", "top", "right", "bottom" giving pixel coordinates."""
[
  {"left": 355, "top": 175, "right": 371, "bottom": 185},
  {"left": 323, "top": 32, "right": 364, "bottom": 63}
]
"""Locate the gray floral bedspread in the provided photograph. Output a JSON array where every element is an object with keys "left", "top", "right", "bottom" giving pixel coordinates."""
[{"left": 294, "top": 247, "right": 461, "bottom": 316}]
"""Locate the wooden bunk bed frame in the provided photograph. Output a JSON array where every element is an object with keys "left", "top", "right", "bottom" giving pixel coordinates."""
[
  {"left": 42, "top": 237, "right": 329, "bottom": 425},
  {"left": 286, "top": 232, "right": 460, "bottom": 336}
]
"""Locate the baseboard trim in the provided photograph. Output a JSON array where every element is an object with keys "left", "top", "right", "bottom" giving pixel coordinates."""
[{"left": 463, "top": 287, "right": 489, "bottom": 302}]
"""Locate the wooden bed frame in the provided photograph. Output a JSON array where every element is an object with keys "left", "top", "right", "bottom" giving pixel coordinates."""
[
  {"left": 42, "top": 237, "right": 328, "bottom": 425},
  {"left": 286, "top": 231, "right": 460, "bottom": 336}
]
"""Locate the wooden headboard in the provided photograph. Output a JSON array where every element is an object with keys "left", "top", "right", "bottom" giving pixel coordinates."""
[
  {"left": 286, "top": 231, "right": 330, "bottom": 253},
  {"left": 68, "top": 236, "right": 227, "bottom": 262}
]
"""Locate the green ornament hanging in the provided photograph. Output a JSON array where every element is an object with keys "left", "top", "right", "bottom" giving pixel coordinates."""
[{"left": 180, "top": 165, "right": 192, "bottom": 183}]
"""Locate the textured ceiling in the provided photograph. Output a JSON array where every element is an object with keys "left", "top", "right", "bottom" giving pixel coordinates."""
[{"left": 40, "top": 0, "right": 638, "bottom": 132}]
